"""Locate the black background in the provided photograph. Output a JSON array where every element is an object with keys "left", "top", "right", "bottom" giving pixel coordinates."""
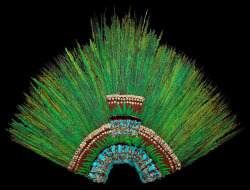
[{"left": 2, "top": 1, "right": 249, "bottom": 189}]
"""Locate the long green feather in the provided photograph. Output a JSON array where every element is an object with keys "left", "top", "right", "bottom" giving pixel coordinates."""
[{"left": 9, "top": 12, "right": 239, "bottom": 170}]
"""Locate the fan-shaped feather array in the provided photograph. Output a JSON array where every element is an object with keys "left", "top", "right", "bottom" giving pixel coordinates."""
[{"left": 9, "top": 12, "right": 239, "bottom": 183}]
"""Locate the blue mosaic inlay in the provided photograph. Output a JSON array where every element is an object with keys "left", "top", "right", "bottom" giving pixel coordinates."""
[
  {"left": 110, "top": 120, "right": 141, "bottom": 137},
  {"left": 88, "top": 144, "right": 161, "bottom": 183}
]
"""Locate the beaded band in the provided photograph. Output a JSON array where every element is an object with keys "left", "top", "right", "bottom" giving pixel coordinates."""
[
  {"left": 68, "top": 94, "right": 181, "bottom": 183},
  {"left": 107, "top": 94, "right": 145, "bottom": 114},
  {"left": 67, "top": 123, "right": 181, "bottom": 173}
]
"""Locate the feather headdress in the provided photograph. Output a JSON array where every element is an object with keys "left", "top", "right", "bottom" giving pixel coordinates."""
[{"left": 9, "top": 12, "right": 240, "bottom": 183}]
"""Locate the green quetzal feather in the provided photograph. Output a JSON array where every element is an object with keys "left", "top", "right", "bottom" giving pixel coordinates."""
[{"left": 9, "top": 12, "right": 239, "bottom": 170}]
